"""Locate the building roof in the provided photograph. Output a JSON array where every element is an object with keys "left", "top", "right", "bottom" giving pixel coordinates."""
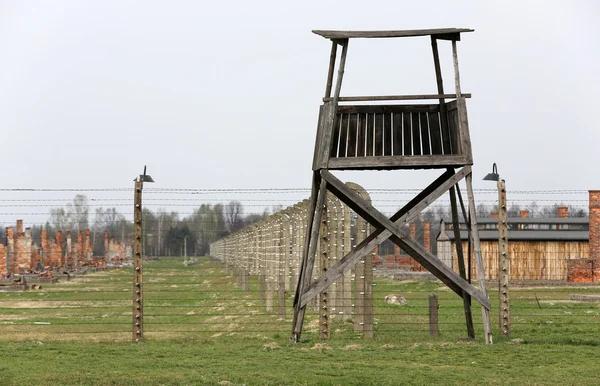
[
  {"left": 438, "top": 216, "right": 590, "bottom": 242},
  {"left": 476, "top": 217, "right": 588, "bottom": 225},
  {"left": 447, "top": 230, "right": 589, "bottom": 242},
  {"left": 312, "top": 28, "right": 473, "bottom": 40}
]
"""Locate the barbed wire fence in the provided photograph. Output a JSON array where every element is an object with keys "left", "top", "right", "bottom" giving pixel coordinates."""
[{"left": 0, "top": 187, "right": 598, "bottom": 343}]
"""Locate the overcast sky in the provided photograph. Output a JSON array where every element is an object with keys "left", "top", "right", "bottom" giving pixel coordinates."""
[{"left": 0, "top": 1, "right": 598, "bottom": 220}]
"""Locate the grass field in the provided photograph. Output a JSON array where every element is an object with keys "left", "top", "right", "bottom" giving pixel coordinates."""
[{"left": 1, "top": 257, "right": 599, "bottom": 385}]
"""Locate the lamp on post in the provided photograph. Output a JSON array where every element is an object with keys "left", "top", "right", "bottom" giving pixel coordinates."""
[
  {"left": 483, "top": 163, "right": 510, "bottom": 335},
  {"left": 132, "top": 166, "right": 154, "bottom": 342}
]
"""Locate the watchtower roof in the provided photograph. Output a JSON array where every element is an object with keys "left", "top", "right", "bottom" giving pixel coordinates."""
[{"left": 312, "top": 28, "right": 474, "bottom": 40}]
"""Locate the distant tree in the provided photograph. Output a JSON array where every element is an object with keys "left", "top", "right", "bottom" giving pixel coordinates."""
[
  {"left": 67, "top": 194, "right": 89, "bottom": 231},
  {"left": 225, "top": 201, "right": 244, "bottom": 232}
]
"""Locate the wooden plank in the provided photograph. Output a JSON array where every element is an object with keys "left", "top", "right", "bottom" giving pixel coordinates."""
[
  {"left": 357, "top": 113, "right": 366, "bottom": 157},
  {"left": 293, "top": 173, "right": 319, "bottom": 307},
  {"left": 446, "top": 100, "right": 458, "bottom": 111},
  {"left": 465, "top": 173, "right": 493, "bottom": 344},
  {"left": 412, "top": 113, "right": 421, "bottom": 155},
  {"left": 315, "top": 102, "right": 336, "bottom": 170},
  {"left": 312, "top": 28, "right": 474, "bottom": 39},
  {"left": 420, "top": 112, "right": 431, "bottom": 155},
  {"left": 429, "top": 112, "right": 442, "bottom": 155},
  {"left": 324, "top": 41, "right": 338, "bottom": 98},
  {"left": 457, "top": 98, "right": 473, "bottom": 163},
  {"left": 315, "top": 40, "right": 349, "bottom": 170},
  {"left": 447, "top": 109, "right": 459, "bottom": 155},
  {"left": 327, "top": 154, "right": 471, "bottom": 170},
  {"left": 338, "top": 104, "right": 439, "bottom": 114},
  {"left": 366, "top": 113, "right": 374, "bottom": 157},
  {"left": 329, "top": 109, "right": 340, "bottom": 158},
  {"left": 347, "top": 113, "right": 358, "bottom": 157},
  {"left": 323, "top": 93, "right": 471, "bottom": 102},
  {"left": 403, "top": 113, "right": 412, "bottom": 156},
  {"left": 302, "top": 168, "right": 469, "bottom": 305},
  {"left": 449, "top": 185, "right": 475, "bottom": 338},
  {"left": 319, "top": 204, "right": 329, "bottom": 339},
  {"left": 313, "top": 105, "right": 327, "bottom": 169},
  {"left": 392, "top": 113, "right": 403, "bottom": 156},
  {"left": 318, "top": 170, "right": 491, "bottom": 309},
  {"left": 374, "top": 113, "right": 384, "bottom": 156},
  {"left": 431, "top": 36, "right": 452, "bottom": 158},
  {"left": 451, "top": 41, "right": 473, "bottom": 163},
  {"left": 292, "top": 178, "right": 328, "bottom": 341},
  {"left": 383, "top": 113, "right": 392, "bottom": 156},
  {"left": 337, "top": 113, "right": 349, "bottom": 157}
]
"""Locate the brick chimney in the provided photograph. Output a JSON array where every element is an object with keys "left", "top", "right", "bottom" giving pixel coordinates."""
[
  {"left": 16, "top": 220, "right": 23, "bottom": 236},
  {"left": 409, "top": 222, "right": 416, "bottom": 239},
  {"left": 590, "top": 191, "right": 600, "bottom": 260},
  {"left": 519, "top": 210, "right": 529, "bottom": 219},
  {"left": 424, "top": 222, "right": 431, "bottom": 252},
  {"left": 558, "top": 206, "right": 569, "bottom": 218}
]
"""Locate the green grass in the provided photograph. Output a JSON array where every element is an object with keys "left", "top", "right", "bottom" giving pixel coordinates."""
[
  {"left": 0, "top": 256, "right": 599, "bottom": 384},
  {"left": 0, "top": 340, "right": 599, "bottom": 385}
]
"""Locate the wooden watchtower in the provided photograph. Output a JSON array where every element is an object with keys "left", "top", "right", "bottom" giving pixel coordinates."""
[{"left": 292, "top": 28, "right": 493, "bottom": 344}]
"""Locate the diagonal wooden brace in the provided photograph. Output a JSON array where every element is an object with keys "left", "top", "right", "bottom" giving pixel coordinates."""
[
  {"left": 300, "top": 167, "right": 470, "bottom": 307},
  {"left": 317, "top": 169, "right": 491, "bottom": 310}
]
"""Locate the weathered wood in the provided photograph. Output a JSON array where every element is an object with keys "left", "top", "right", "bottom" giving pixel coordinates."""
[
  {"left": 357, "top": 113, "right": 366, "bottom": 157},
  {"left": 315, "top": 39, "right": 349, "bottom": 170},
  {"left": 449, "top": 185, "right": 475, "bottom": 338},
  {"left": 456, "top": 98, "right": 473, "bottom": 163},
  {"left": 366, "top": 113, "right": 374, "bottom": 157},
  {"left": 497, "top": 179, "right": 510, "bottom": 335},
  {"left": 374, "top": 113, "right": 383, "bottom": 157},
  {"left": 293, "top": 173, "right": 319, "bottom": 307},
  {"left": 347, "top": 113, "right": 357, "bottom": 157},
  {"left": 429, "top": 293, "right": 439, "bottom": 336},
  {"left": 402, "top": 113, "right": 412, "bottom": 156},
  {"left": 318, "top": 169, "right": 491, "bottom": 309},
  {"left": 278, "top": 217, "right": 287, "bottom": 319},
  {"left": 447, "top": 109, "right": 458, "bottom": 154},
  {"left": 420, "top": 112, "right": 431, "bottom": 155},
  {"left": 323, "top": 93, "right": 471, "bottom": 102},
  {"left": 314, "top": 104, "right": 329, "bottom": 169},
  {"left": 327, "top": 154, "right": 471, "bottom": 170},
  {"left": 465, "top": 173, "right": 493, "bottom": 344},
  {"left": 329, "top": 106, "right": 340, "bottom": 158},
  {"left": 324, "top": 41, "right": 338, "bottom": 98},
  {"left": 392, "top": 113, "right": 403, "bottom": 155},
  {"left": 319, "top": 203, "right": 329, "bottom": 339},
  {"left": 312, "top": 28, "right": 473, "bottom": 40},
  {"left": 411, "top": 113, "right": 421, "bottom": 156},
  {"left": 431, "top": 37, "right": 451, "bottom": 156},
  {"left": 383, "top": 113, "right": 392, "bottom": 156},
  {"left": 451, "top": 41, "right": 473, "bottom": 163},
  {"left": 337, "top": 104, "right": 440, "bottom": 114},
  {"left": 292, "top": 177, "right": 328, "bottom": 342},
  {"left": 428, "top": 112, "right": 442, "bottom": 155},
  {"left": 338, "top": 113, "right": 349, "bottom": 157},
  {"left": 301, "top": 168, "right": 469, "bottom": 304}
]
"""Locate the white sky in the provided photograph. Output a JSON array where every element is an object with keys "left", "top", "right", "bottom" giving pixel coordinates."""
[{"left": 0, "top": 1, "right": 598, "bottom": 222}]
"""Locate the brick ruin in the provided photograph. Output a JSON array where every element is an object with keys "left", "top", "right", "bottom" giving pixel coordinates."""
[
  {"left": 568, "top": 191, "right": 600, "bottom": 282},
  {"left": 0, "top": 221, "right": 132, "bottom": 275},
  {"left": 374, "top": 221, "right": 431, "bottom": 271}
]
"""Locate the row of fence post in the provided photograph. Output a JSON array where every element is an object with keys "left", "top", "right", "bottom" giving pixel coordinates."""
[{"left": 210, "top": 187, "right": 375, "bottom": 338}]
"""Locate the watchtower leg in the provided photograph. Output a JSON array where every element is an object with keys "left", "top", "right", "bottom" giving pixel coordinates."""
[
  {"left": 292, "top": 173, "right": 328, "bottom": 342},
  {"left": 449, "top": 184, "right": 475, "bottom": 338},
  {"left": 465, "top": 173, "right": 493, "bottom": 344}
]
